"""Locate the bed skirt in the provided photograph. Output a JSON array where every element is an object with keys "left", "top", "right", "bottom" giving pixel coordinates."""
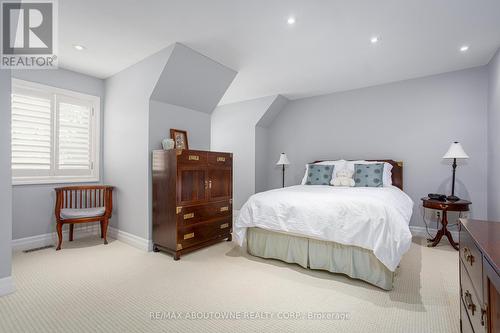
[{"left": 246, "top": 227, "right": 394, "bottom": 290}]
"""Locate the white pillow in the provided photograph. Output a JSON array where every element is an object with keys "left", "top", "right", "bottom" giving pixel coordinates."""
[
  {"left": 301, "top": 160, "right": 347, "bottom": 185},
  {"left": 345, "top": 160, "right": 393, "bottom": 186}
]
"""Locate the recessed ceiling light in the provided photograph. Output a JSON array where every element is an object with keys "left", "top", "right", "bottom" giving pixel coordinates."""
[
  {"left": 460, "top": 45, "right": 469, "bottom": 52},
  {"left": 287, "top": 17, "right": 296, "bottom": 25},
  {"left": 370, "top": 36, "right": 381, "bottom": 44},
  {"left": 73, "top": 44, "right": 86, "bottom": 51}
]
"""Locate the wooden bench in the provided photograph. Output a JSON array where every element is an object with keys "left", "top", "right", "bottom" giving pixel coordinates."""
[{"left": 54, "top": 186, "right": 114, "bottom": 250}]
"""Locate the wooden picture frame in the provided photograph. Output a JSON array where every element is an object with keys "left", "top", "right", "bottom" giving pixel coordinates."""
[{"left": 170, "top": 129, "right": 189, "bottom": 150}]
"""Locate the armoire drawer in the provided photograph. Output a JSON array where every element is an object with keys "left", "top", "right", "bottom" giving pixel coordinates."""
[
  {"left": 460, "top": 226, "right": 483, "bottom": 301},
  {"left": 177, "top": 150, "right": 208, "bottom": 165},
  {"left": 460, "top": 263, "right": 486, "bottom": 333},
  {"left": 177, "top": 217, "right": 232, "bottom": 249},
  {"left": 176, "top": 201, "right": 232, "bottom": 226},
  {"left": 208, "top": 152, "right": 232, "bottom": 167}
]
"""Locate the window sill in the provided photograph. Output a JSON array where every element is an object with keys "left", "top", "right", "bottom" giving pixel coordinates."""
[{"left": 12, "top": 176, "right": 100, "bottom": 186}]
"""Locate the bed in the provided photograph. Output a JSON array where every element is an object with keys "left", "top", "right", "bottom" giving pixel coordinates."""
[{"left": 234, "top": 160, "right": 413, "bottom": 290}]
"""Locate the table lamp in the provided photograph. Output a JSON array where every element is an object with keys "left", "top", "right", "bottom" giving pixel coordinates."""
[
  {"left": 443, "top": 141, "right": 469, "bottom": 201},
  {"left": 276, "top": 153, "right": 290, "bottom": 188}
]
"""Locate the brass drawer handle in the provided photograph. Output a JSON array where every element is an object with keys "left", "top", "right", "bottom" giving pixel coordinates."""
[
  {"left": 463, "top": 247, "right": 475, "bottom": 266},
  {"left": 217, "top": 156, "right": 226, "bottom": 162},
  {"left": 184, "top": 232, "right": 194, "bottom": 240},
  {"left": 220, "top": 206, "right": 229, "bottom": 212},
  {"left": 220, "top": 223, "right": 229, "bottom": 229},
  {"left": 183, "top": 213, "right": 194, "bottom": 220},
  {"left": 464, "top": 290, "right": 476, "bottom": 316},
  {"left": 188, "top": 155, "right": 199, "bottom": 161}
]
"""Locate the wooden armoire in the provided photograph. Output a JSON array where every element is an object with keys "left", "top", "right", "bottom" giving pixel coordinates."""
[{"left": 152, "top": 149, "right": 233, "bottom": 260}]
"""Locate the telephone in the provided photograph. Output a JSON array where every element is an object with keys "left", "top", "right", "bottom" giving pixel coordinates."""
[{"left": 428, "top": 193, "right": 447, "bottom": 202}]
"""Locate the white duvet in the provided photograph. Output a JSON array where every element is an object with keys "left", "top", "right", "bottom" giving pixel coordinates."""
[{"left": 234, "top": 185, "right": 414, "bottom": 271}]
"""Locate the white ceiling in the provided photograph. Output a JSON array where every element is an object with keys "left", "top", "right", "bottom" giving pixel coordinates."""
[{"left": 59, "top": 0, "right": 500, "bottom": 104}]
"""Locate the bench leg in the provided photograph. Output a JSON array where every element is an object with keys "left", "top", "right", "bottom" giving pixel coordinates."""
[
  {"left": 69, "top": 224, "right": 74, "bottom": 241},
  {"left": 103, "top": 219, "right": 108, "bottom": 245},
  {"left": 56, "top": 223, "right": 63, "bottom": 250},
  {"left": 100, "top": 221, "right": 104, "bottom": 238}
]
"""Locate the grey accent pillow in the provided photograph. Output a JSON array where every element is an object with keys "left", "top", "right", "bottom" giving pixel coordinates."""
[
  {"left": 354, "top": 163, "right": 384, "bottom": 187},
  {"left": 305, "top": 164, "right": 334, "bottom": 185}
]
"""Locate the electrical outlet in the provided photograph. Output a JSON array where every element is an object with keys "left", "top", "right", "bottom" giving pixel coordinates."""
[{"left": 435, "top": 210, "right": 441, "bottom": 221}]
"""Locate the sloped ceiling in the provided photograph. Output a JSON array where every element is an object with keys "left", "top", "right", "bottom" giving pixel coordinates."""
[
  {"left": 256, "top": 95, "right": 289, "bottom": 127},
  {"left": 59, "top": 1, "right": 500, "bottom": 104},
  {"left": 150, "top": 43, "right": 237, "bottom": 113}
]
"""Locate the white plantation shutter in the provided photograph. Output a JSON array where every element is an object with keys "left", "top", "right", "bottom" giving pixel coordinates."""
[
  {"left": 11, "top": 79, "right": 100, "bottom": 184},
  {"left": 57, "top": 98, "right": 92, "bottom": 173},
  {"left": 11, "top": 90, "right": 52, "bottom": 174}
]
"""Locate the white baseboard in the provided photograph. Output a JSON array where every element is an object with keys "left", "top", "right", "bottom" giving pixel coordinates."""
[
  {"left": 12, "top": 224, "right": 101, "bottom": 252},
  {"left": 12, "top": 225, "right": 152, "bottom": 253},
  {"left": 0, "top": 276, "right": 15, "bottom": 297},
  {"left": 410, "top": 225, "right": 459, "bottom": 240},
  {"left": 108, "top": 227, "right": 152, "bottom": 252}
]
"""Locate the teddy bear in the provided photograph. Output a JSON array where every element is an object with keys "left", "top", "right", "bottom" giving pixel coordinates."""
[{"left": 331, "top": 169, "right": 355, "bottom": 187}]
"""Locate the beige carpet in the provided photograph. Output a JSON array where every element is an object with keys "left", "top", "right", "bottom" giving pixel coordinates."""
[{"left": 0, "top": 236, "right": 459, "bottom": 333}]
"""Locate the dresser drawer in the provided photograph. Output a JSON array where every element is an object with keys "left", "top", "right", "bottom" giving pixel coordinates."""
[
  {"left": 461, "top": 299, "right": 474, "bottom": 333},
  {"left": 177, "top": 150, "right": 208, "bottom": 165},
  {"left": 177, "top": 217, "right": 232, "bottom": 249},
  {"left": 176, "top": 201, "right": 232, "bottom": 226},
  {"left": 208, "top": 152, "right": 232, "bottom": 167},
  {"left": 460, "top": 227, "right": 483, "bottom": 301},
  {"left": 460, "top": 263, "right": 486, "bottom": 333}
]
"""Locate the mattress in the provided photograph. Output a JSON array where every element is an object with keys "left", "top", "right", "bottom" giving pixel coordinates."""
[{"left": 235, "top": 185, "right": 414, "bottom": 271}]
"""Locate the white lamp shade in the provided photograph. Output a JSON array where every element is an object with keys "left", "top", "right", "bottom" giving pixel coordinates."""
[
  {"left": 443, "top": 142, "right": 469, "bottom": 159},
  {"left": 276, "top": 153, "right": 290, "bottom": 165}
]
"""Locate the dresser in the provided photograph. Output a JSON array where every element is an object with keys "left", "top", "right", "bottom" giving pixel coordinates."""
[
  {"left": 152, "top": 149, "right": 233, "bottom": 260},
  {"left": 459, "top": 219, "right": 500, "bottom": 333}
]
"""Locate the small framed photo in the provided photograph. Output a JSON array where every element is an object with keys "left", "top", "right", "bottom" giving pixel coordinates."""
[{"left": 170, "top": 129, "right": 189, "bottom": 150}]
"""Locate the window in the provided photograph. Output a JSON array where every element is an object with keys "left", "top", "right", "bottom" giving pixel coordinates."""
[{"left": 11, "top": 79, "right": 100, "bottom": 185}]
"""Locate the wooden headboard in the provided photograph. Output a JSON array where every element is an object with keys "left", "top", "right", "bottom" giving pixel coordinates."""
[{"left": 312, "top": 159, "right": 404, "bottom": 190}]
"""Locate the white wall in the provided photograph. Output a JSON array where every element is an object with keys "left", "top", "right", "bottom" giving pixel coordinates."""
[
  {"left": 211, "top": 96, "right": 277, "bottom": 208},
  {"left": 10, "top": 69, "right": 105, "bottom": 240},
  {"left": 265, "top": 67, "right": 489, "bottom": 227},
  {"left": 488, "top": 48, "right": 500, "bottom": 221},
  {"left": 0, "top": 69, "right": 13, "bottom": 289}
]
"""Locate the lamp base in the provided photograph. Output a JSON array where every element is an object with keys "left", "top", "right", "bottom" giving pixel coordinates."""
[{"left": 446, "top": 195, "right": 460, "bottom": 202}]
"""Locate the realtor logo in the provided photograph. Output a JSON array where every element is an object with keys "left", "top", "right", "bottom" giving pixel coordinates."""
[{"left": 1, "top": 0, "right": 58, "bottom": 69}]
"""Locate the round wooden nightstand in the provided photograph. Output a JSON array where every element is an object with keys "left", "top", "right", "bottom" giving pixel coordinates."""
[{"left": 421, "top": 197, "right": 471, "bottom": 250}]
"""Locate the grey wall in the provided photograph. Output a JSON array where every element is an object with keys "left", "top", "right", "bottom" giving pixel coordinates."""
[
  {"left": 211, "top": 96, "right": 278, "bottom": 208},
  {"left": 106, "top": 43, "right": 235, "bottom": 242},
  {"left": 488, "top": 48, "right": 500, "bottom": 221},
  {"left": 264, "top": 67, "right": 489, "bottom": 227},
  {"left": 0, "top": 69, "right": 12, "bottom": 280},
  {"left": 151, "top": 43, "right": 236, "bottom": 114},
  {"left": 255, "top": 126, "right": 270, "bottom": 193},
  {"left": 11, "top": 69, "right": 105, "bottom": 239},
  {"left": 149, "top": 101, "right": 211, "bottom": 151},
  {"left": 104, "top": 46, "right": 173, "bottom": 240}
]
